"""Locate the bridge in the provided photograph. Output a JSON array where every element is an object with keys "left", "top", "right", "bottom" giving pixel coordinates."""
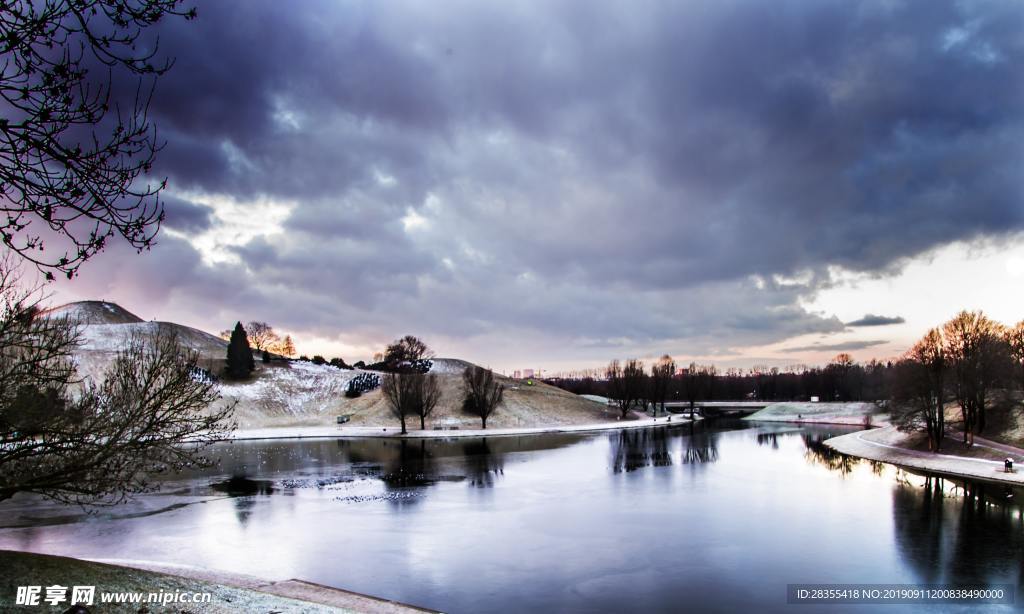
[{"left": 663, "top": 401, "right": 767, "bottom": 417}]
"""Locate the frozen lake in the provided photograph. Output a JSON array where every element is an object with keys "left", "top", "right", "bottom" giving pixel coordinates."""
[{"left": 1, "top": 421, "right": 1021, "bottom": 612}]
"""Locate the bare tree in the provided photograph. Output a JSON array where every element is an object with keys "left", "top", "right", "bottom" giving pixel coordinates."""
[
  {"left": 606, "top": 359, "right": 645, "bottom": 419},
  {"left": 649, "top": 355, "right": 675, "bottom": 416},
  {"left": 414, "top": 374, "right": 442, "bottom": 430},
  {"left": 463, "top": 366, "right": 504, "bottom": 429},
  {"left": 0, "top": 0, "right": 197, "bottom": 279},
  {"left": 891, "top": 328, "right": 946, "bottom": 451},
  {"left": 245, "top": 321, "right": 280, "bottom": 352},
  {"left": 696, "top": 364, "right": 717, "bottom": 403},
  {"left": 827, "top": 353, "right": 857, "bottom": 401},
  {"left": 381, "top": 373, "right": 414, "bottom": 435},
  {"left": 1005, "top": 320, "right": 1024, "bottom": 391},
  {"left": 943, "top": 310, "right": 1007, "bottom": 445},
  {"left": 384, "top": 335, "right": 434, "bottom": 366},
  {"left": 0, "top": 267, "right": 235, "bottom": 504}
]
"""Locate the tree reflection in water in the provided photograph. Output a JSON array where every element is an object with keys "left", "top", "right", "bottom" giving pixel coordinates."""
[
  {"left": 756, "top": 432, "right": 779, "bottom": 449},
  {"left": 892, "top": 474, "right": 1024, "bottom": 588},
  {"left": 802, "top": 433, "right": 856, "bottom": 475},
  {"left": 210, "top": 476, "right": 275, "bottom": 526},
  {"left": 681, "top": 422, "right": 718, "bottom": 465},
  {"left": 461, "top": 438, "right": 505, "bottom": 488},
  {"left": 381, "top": 439, "right": 437, "bottom": 488},
  {"left": 610, "top": 427, "right": 672, "bottom": 473}
]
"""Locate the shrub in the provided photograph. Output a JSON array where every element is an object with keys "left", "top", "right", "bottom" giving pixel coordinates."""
[
  {"left": 346, "top": 373, "right": 380, "bottom": 397},
  {"left": 329, "top": 357, "right": 351, "bottom": 370}
]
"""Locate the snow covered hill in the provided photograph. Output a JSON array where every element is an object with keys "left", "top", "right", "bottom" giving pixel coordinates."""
[
  {"left": 41, "top": 300, "right": 227, "bottom": 381},
  {"left": 44, "top": 301, "right": 614, "bottom": 430}
]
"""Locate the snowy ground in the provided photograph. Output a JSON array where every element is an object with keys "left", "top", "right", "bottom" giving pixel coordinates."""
[
  {"left": 825, "top": 426, "right": 1024, "bottom": 486},
  {"left": 745, "top": 402, "right": 887, "bottom": 426},
  {"left": 1, "top": 550, "right": 425, "bottom": 613},
  {"left": 218, "top": 362, "right": 371, "bottom": 422},
  {"left": 427, "top": 357, "right": 474, "bottom": 374},
  {"left": 230, "top": 413, "right": 696, "bottom": 441}
]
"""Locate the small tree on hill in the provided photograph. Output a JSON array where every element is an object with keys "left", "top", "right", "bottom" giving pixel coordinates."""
[
  {"left": 382, "top": 373, "right": 415, "bottom": 434},
  {"left": 415, "top": 374, "right": 442, "bottom": 430},
  {"left": 463, "top": 366, "right": 504, "bottom": 429},
  {"left": 278, "top": 335, "right": 297, "bottom": 358},
  {"left": 226, "top": 322, "right": 254, "bottom": 379},
  {"left": 384, "top": 335, "right": 434, "bottom": 366},
  {"left": 245, "top": 321, "right": 280, "bottom": 353}
]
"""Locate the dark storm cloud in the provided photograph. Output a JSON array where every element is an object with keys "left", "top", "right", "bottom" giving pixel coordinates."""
[
  {"left": 62, "top": 0, "right": 1024, "bottom": 363},
  {"left": 781, "top": 340, "right": 889, "bottom": 354},
  {"left": 846, "top": 314, "right": 907, "bottom": 327},
  {"left": 160, "top": 194, "right": 214, "bottom": 234}
]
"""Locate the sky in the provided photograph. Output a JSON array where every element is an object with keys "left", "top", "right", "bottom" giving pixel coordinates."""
[{"left": 47, "top": 0, "right": 1024, "bottom": 374}]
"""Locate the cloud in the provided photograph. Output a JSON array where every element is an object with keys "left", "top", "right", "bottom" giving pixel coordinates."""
[
  {"left": 160, "top": 194, "right": 215, "bottom": 234},
  {"left": 48, "top": 0, "right": 1024, "bottom": 368},
  {"left": 781, "top": 340, "right": 889, "bottom": 354},
  {"left": 846, "top": 314, "right": 907, "bottom": 327}
]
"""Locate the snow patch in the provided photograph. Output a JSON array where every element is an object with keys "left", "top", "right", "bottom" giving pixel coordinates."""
[
  {"left": 429, "top": 358, "right": 471, "bottom": 374},
  {"left": 219, "top": 363, "right": 373, "bottom": 414}
]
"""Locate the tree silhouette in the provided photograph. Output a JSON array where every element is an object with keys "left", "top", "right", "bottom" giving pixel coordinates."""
[
  {"left": 0, "top": 261, "right": 234, "bottom": 503},
  {"left": 278, "top": 334, "right": 296, "bottom": 358},
  {"left": 943, "top": 311, "right": 1008, "bottom": 444},
  {"left": 650, "top": 355, "right": 675, "bottom": 415},
  {"left": 1005, "top": 320, "right": 1024, "bottom": 392},
  {"left": 462, "top": 365, "right": 503, "bottom": 429},
  {"left": 382, "top": 373, "right": 415, "bottom": 434},
  {"left": 245, "top": 321, "right": 279, "bottom": 352},
  {"left": 414, "top": 374, "right": 441, "bottom": 430},
  {"left": 891, "top": 328, "right": 946, "bottom": 451},
  {"left": 225, "top": 321, "right": 254, "bottom": 379},
  {"left": 0, "top": 0, "right": 197, "bottom": 279},
  {"left": 606, "top": 359, "right": 644, "bottom": 419},
  {"left": 383, "top": 335, "right": 433, "bottom": 366}
]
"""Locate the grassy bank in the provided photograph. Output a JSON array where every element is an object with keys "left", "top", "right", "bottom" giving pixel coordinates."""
[{"left": 0, "top": 550, "right": 431, "bottom": 613}]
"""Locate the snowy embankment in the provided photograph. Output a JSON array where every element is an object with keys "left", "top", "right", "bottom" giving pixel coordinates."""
[
  {"left": 218, "top": 361, "right": 368, "bottom": 417},
  {"left": 825, "top": 426, "right": 1024, "bottom": 486},
  {"left": 744, "top": 402, "right": 887, "bottom": 426}
]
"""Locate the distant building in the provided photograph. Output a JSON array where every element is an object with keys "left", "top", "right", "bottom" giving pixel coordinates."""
[
  {"left": 513, "top": 370, "right": 521, "bottom": 379},
  {"left": 522, "top": 369, "right": 535, "bottom": 378}
]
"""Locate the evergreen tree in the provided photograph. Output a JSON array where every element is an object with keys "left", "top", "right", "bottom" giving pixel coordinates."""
[
  {"left": 280, "top": 335, "right": 297, "bottom": 358},
  {"left": 226, "top": 322, "right": 254, "bottom": 379}
]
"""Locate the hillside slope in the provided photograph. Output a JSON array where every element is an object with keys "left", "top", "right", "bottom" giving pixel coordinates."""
[
  {"left": 47, "top": 301, "right": 614, "bottom": 430},
  {"left": 44, "top": 300, "right": 227, "bottom": 380},
  {"left": 221, "top": 358, "right": 619, "bottom": 430}
]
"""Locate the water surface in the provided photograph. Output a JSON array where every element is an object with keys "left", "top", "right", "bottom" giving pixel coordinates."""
[{"left": 1, "top": 421, "right": 1021, "bottom": 612}]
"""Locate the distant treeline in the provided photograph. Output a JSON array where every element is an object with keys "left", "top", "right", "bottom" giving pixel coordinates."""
[
  {"left": 547, "top": 356, "right": 890, "bottom": 403},
  {"left": 546, "top": 310, "right": 1024, "bottom": 452}
]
